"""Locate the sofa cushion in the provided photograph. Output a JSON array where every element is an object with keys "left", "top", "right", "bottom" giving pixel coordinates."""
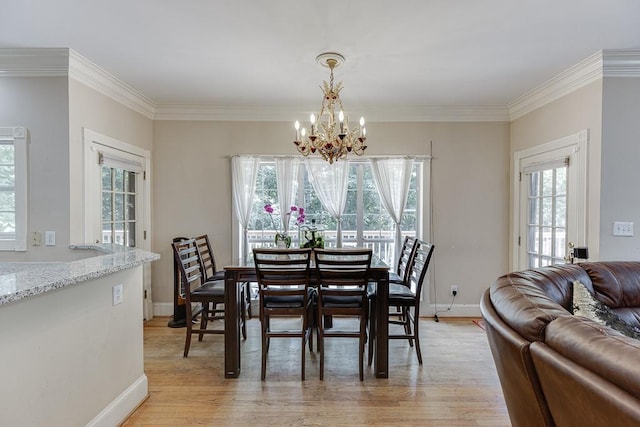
[
  {"left": 579, "top": 261, "right": 640, "bottom": 308},
  {"left": 490, "top": 264, "right": 590, "bottom": 342},
  {"left": 543, "top": 316, "right": 640, "bottom": 399},
  {"left": 573, "top": 279, "right": 640, "bottom": 337}
]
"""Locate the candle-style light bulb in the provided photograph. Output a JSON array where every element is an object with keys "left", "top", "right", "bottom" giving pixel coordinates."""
[
  {"left": 310, "top": 114, "right": 316, "bottom": 135},
  {"left": 301, "top": 127, "right": 306, "bottom": 137},
  {"left": 339, "top": 110, "right": 345, "bottom": 133},
  {"left": 294, "top": 120, "right": 300, "bottom": 140},
  {"left": 359, "top": 117, "right": 365, "bottom": 137}
]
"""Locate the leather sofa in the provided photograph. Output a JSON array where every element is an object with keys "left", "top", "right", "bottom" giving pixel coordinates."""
[{"left": 480, "top": 262, "right": 640, "bottom": 427}]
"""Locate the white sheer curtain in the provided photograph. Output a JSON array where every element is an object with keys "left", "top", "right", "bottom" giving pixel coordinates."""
[
  {"left": 275, "top": 157, "right": 299, "bottom": 234},
  {"left": 305, "top": 159, "right": 349, "bottom": 247},
  {"left": 231, "top": 156, "right": 259, "bottom": 260},
  {"left": 370, "top": 158, "right": 413, "bottom": 262}
]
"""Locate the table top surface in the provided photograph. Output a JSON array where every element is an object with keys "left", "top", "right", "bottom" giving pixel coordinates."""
[{"left": 225, "top": 251, "right": 390, "bottom": 271}]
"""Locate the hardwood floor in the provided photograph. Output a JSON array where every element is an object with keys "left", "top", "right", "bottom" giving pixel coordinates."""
[{"left": 123, "top": 316, "right": 510, "bottom": 426}]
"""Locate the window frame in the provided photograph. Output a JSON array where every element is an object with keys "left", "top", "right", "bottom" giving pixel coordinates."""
[
  {"left": 0, "top": 127, "right": 27, "bottom": 251},
  {"left": 237, "top": 156, "right": 427, "bottom": 267}
]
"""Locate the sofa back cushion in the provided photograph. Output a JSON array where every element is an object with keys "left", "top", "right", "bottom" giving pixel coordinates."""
[
  {"left": 490, "top": 264, "right": 590, "bottom": 342},
  {"left": 579, "top": 261, "right": 640, "bottom": 308}
]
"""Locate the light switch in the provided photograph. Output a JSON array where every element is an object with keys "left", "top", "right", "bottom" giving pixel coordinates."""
[
  {"left": 44, "top": 231, "right": 56, "bottom": 246},
  {"left": 613, "top": 221, "right": 634, "bottom": 237},
  {"left": 112, "top": 284, "right": 124, "bottom": 306}
]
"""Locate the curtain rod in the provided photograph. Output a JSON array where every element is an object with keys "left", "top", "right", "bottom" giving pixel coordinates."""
[{"left": 228, "top": 154, "right": 432, "bottom": 160}]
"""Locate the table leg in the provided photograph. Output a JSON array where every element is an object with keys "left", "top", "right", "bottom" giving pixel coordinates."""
[
  {"left": 374, "top": 273, "right": 389, "bottom": 378},
  {"left": 224, "top": 270, "right": 241, "bottom": 378}
]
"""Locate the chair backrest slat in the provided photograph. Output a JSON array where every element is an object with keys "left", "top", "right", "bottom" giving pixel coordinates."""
[
  {"left": 172, "top": 238, "right": 206, "bottom": 302},
  {"left": 408, "top": 240, "right": 435, "bottom": 295},
  {"left": 253, "top": 248, "right": 312, "bottom": 294},
  {"left": 194, "top": 234, "right": 218, "bottom": 281},
  {"left": 397, "top": 236, "right": 418, "bottom": 284},
  {"left": 314, "top": 248, "right": 372, "bottom": 291}
]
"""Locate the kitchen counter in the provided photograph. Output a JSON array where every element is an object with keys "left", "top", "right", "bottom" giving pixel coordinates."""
[{"left": 0, "top": 243, "right": 159, "bottom": 306}]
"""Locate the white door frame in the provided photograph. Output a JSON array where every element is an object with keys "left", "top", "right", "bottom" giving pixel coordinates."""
[
  {"left": 83, "top": 128, "right": 153, "bottom": 319},
  {"left": 511, "top": 129, "right": 588, "bottom": 271}
]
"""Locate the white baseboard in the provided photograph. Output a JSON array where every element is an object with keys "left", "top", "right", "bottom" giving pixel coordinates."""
[
  {"left": 86, "top": 374, "right": 148, "bottom": 427},
  {"left": 153, "top": 301, "right": 480, "bottom": 319},
  {"left": 153, "top": 302, "right": 174, "bottom": 317},
  {"left": 423, "top": 303, "right": 481, "bottom": 318}
]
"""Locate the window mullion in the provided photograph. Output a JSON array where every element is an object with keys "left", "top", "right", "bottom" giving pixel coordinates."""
[{"left": 356, "top": 164, "right": 364, "bottom": 246}]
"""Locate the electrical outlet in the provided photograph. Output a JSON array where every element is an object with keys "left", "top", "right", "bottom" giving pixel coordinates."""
[
  {"left": 31, "top": 232, "right": 41, "bottom": 246},
  {"left": 112, "top": 284, "right": 124, "bottom": 306},
  {"left": 44, "top": 230, "right": 56, "bottom": 246},
  {"left": 450, "top": 285, "right": 458, "bottom": 296}
]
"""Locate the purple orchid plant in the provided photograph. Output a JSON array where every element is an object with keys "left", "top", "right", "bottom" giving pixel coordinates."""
[{"left": 263, "top": 203, "right": 305, "bottom": 239}]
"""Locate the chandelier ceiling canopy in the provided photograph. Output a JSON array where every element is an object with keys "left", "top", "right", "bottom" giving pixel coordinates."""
[{"left": 293, "top": 52, "right": 367, "bottom": 164}]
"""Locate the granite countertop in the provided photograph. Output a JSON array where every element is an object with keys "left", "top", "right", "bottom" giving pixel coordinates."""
[{"left": 0, "top": 244, "right": 160, "bottom": 306}]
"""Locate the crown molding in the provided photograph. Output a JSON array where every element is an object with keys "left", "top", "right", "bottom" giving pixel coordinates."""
[
  {"left": 509, "top": 49, "right": 640, "bottom": 121},
  {"left": 0, "top": 48, "right": 156, "bottom": 119},
  {"left": 508, "top": 51, "right": 604, "bottom": 121},
  {"left": 0, "top": 48, "right": 70, "bottom": 76},
  {"left": 602, "top": 49, "right": 640, "bottom": 77},
  {"left": 153, "top": 104, "right": 510, "bottom": 122},
  {"left": 68, "top": 50, "right": 156, "bottom": 119}
]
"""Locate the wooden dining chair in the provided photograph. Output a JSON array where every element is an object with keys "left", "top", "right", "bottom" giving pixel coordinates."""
[
  {"left": 172, "top": 238, "right": 247, "bottom": 357},
  {"left": 195, "top": 234, "right": 251, "bottom": 321},
  {"left": 390, "top": 236, "right": 417, "bottom": 285},
  {"left": 368, "top": 240, "right": 434, "bottom": 365},
  {"left": 253, "top": 248, "right": 315, "bottom": 380},
  {"left": 314, "top": 248, "right": 372, "bottom": 381}
]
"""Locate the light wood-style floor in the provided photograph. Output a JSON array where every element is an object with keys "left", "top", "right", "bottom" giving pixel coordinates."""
[{"left": 123, "top": 316, "right": 510, "bottom": 427}]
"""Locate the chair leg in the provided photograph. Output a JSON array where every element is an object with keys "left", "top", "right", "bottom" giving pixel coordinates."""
[
  {"left": 301, "top": 317, "right": 306, "bottom": 381},
  {"left": 413, "top": 309, "right": 423, "bottom": 365},
  {"left": 245, "top": 282, "right": 252, "bottom": 319},
  {"left": 198, "top": 302, "right": 208, "bottom": 342},
  {"left": 240, "top": 289, "right": 247, "bottom": 340},
  {"left": 261, "top": 315, "right": 268, "bottom": 381},
  {"left": 307, "top": 304, "right": 314, "bottom": 353},
  {"left": 318, "top": 305, "right": 324, "bottom": 380},
  {"left": 404, "top": 307, "right": 414, "bottom": 347},
  {"left": 368, "top": 299, "right": 376, "bottom": 366},
  {"left": 359, "top": 313, "right": 366, "bottom": 381},
  {"left": 184, "top": 309, "right": 193, "bottom": 357}
]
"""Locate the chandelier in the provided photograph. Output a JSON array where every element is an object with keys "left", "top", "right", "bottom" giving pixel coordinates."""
[{"left": 293, "top": 52, "right": 367, "bottom": 164}]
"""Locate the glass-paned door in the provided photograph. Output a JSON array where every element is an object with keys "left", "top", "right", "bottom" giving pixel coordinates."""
[
  {"left": 525, "top": 164, "right": 567, "bottom": 267},
  {"left": 102, "top": 166, "right": 137, "bottom": 247}
]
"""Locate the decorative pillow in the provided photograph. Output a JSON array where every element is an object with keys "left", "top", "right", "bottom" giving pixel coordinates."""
[{"left": 573, "top": 280, "right": 640, "bottom": 340}]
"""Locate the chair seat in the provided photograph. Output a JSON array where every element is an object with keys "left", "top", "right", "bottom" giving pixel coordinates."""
[
  {"left": 321, "top": 294, "right": 363, "bottom": 308},
  {"left": 368, "top": 283, "right": 414, "bottom": 300},
  {"left": 388, "top": 284, "right": 416, "bottom": 304},
  {"left": 264, "top": 288, "right": 316, "bottom": 308},
  {"left": 388, "top": 271, "right": 403, "bottom": 284},
  {"left": 207, "top": 270, "right": 226, "bottom": 281},
  {"left": 192, "top": 280, "right": 225, "bottom": 298}
]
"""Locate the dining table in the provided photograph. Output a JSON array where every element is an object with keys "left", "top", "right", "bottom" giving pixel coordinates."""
[{"left": 223, "top": 252, "right": 390, "bottom": 379}]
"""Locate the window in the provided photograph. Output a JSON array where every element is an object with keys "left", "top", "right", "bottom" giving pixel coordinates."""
[
  {"left": 0, "top": 127, "right": 27, "bottom": 251},
  {"left": 525, "top": 160, "right": 568, "bottom": 267},
  {"left": 245, "top": 158, "right": 422, "bottom": 266},
  {"left": 101, "top": 166, "right": 137, "bottom": 247}
]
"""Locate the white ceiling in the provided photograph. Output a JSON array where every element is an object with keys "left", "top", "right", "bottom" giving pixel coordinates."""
[{"left": 2, "top": 0, "right": 640, "bottom": 119}]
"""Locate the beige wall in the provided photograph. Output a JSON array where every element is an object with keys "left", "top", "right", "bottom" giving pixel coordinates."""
[
  {"left": 152, "top": 120, "right": 510, "bottom": 315},
  {"left": 0, "top": 76, "right": 70, "bottom": 261},
  {"left": 0, "top": 267, "right": 145, "bottom": 426},
  {"left": 600, "top": 76, "right": 640, "bottom": 260},
  {"left": 510, "top": 80, "right": 603, "bottom": 262},
  {"left": 68, "top": 79, "right": 154, "bottom": 245}
]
